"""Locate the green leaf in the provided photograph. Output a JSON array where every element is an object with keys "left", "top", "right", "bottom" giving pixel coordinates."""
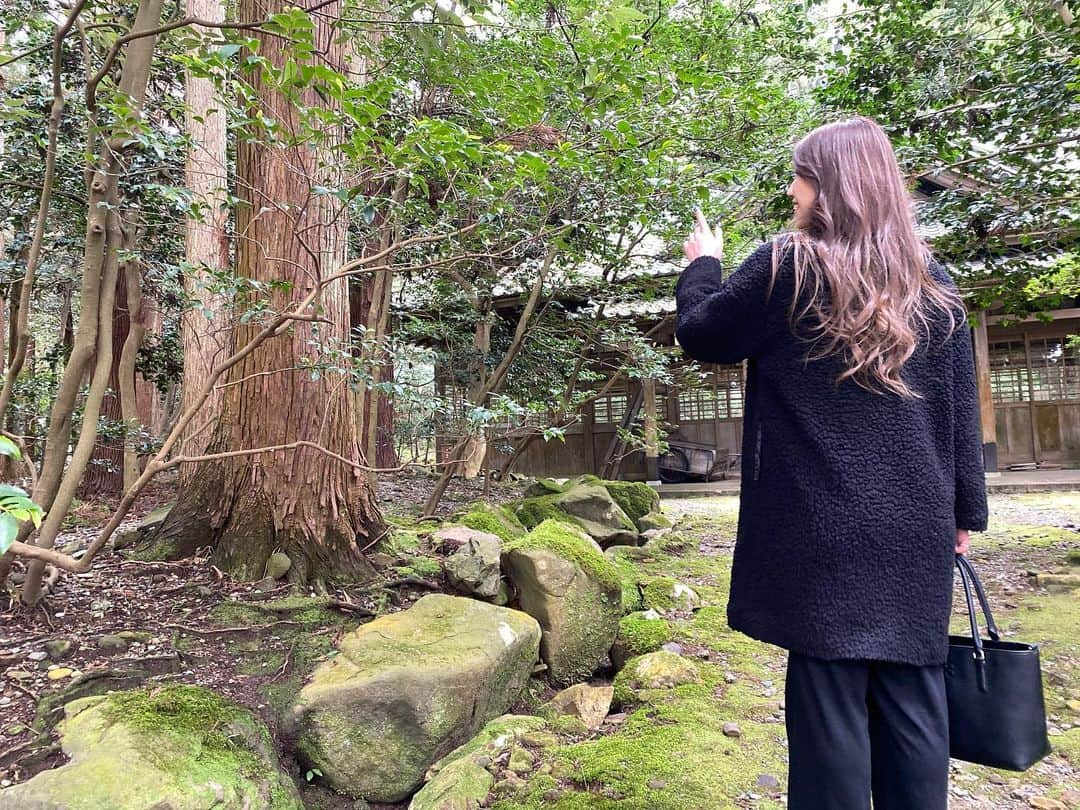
[
  {"left": 0, "top": 436, "right": 20, "bottom": 460},
  {"left": 0, "top": 513, "right": 16, "bottom": 555}
]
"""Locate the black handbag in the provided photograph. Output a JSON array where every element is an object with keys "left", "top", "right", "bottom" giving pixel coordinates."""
[{"left": 945, "top": 553, "right": 1052, "bottom": 771}]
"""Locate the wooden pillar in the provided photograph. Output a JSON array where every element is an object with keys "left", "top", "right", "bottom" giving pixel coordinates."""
[
  {"left": 666, "top": 382, "right": 679, "bottom": 432},
  {"left": 1022, "top": 330, "right": 1041, "bottom": 466},
  {"left": 711, "top": 364, "right": 722, "bottom": 451},
  {"left": 582, "top": 398, "right": 597, "bottom": 475},
  {"left": 971, "top": 311, "right": 998, "bottom": 472},
  {"left": 643, "top": 376, "right": 659, "bottom": 482}
]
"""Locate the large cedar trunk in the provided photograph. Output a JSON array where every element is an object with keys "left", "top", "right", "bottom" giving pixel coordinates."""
[
  {"left": 145, "top": 0, "right": 383, "bottom": 586},
  {"left": 178, "top": 0, "right": 230, "bottom": 484}
]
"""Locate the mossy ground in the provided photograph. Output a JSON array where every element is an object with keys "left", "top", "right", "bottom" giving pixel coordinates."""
[
  {"left": 205, "top": 596, "right": 364, "bottom": 721},
  {"left": 491, "top": 492, "right": 1079, "bottom": 809}
]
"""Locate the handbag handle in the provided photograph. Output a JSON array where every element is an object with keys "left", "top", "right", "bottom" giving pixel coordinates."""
[
  {"left": 956, "top": 553, "right": 1001, "bottom": 642},
  {"left": 955, "top": 554, "right": 989, "bottom": 691}
]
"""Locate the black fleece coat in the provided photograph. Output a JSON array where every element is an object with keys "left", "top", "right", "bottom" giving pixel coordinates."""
[{"left": 674, "top": 237, "right": 989, "bottom": 666}]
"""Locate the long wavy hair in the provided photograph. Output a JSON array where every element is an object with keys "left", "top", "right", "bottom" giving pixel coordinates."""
[{"left": 769, "top": 116, "right": 967, "bottom": 398}]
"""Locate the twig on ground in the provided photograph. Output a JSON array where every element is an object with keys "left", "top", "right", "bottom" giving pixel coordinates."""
[
  {"left": 7, "top": 680, "right": 38, "bottom": 701},
  {"left": 160, "top": 620, "right": 300, "bottom": 636},
  {"left": 326, "top": 599, "right": 374, "bottom": 617},
  {"left": 272, "top": 642, "right": 295, "bottom": 681},
  {"left": 382, "top": 576, "right": 439, "bottom": 590}
]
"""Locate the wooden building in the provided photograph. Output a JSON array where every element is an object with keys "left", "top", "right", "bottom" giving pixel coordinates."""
[{"left": 419, "top": 169, "right": 1078, "bottom": 481}]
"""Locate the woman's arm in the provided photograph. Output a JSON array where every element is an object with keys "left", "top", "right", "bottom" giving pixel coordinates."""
[
  {"left": 674, "top": 240, "right": 780, "bottom": 365},
  {"left": 951, "top": 312, "right": 989, "bottom": 532}
]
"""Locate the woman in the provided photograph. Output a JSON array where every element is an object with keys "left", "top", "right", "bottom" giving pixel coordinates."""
[{"left": 675, "top": 115, "right": 988, "bottom": 810}]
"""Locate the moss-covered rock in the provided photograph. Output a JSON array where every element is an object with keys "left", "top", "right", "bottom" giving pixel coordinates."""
[
  {"left": 613, "top": 651, "right": 701, "bottom": 707},
  {"left": 287, "top": 594, "right": 541, "bottom": 803},
  {"left": 602, "top": 481, "right": 660, "bottom": 527},
  {"left": 523, "top": 478, "right": 570, "bottom": 498},
  {"left": 502, "top": 520, "right": 623, "bottom": 685},
  {"left": 642, "top": 576, "right": 701, "bottom": 611},
  {"left": 610, "top": 611, "right": 674, "bottom": 670},
  {"left": 410, "top": 714, "right": 546, "bottom": 810},
  {"left": 0, "top": 686, "right": 301, "bottom": 809},
  {"left": 637, "top": 511, "right": 673, "bottom": 531},
  {"left": 540, "top": 684, "right": 614, "bottom": 732},
  {"left": 456, "top": 502, "right": 527, "bottom": 543},
  {"left": 445, "top": 533, "right": 503, "bottom": 599},
  {"left": 514, "top": 484, "right": 639, "bottom": 549}
]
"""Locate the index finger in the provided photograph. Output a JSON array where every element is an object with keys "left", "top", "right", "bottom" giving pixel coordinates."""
[{"left": 694, "top": 208, "right": 711, "bottom": 233}]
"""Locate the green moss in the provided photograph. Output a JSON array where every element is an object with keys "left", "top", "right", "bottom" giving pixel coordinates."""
[
  {"left": 393, "top": 554, "right": 443, "bottom": 579},
  {"left": 572, "top": 474, "right": 603, "bottom": 486},
  {"left": 101, "top": 685, "right": 268, "bottom": 778},
  {"left": 602, "top": 481, "right": 659, "bottom": 524},
  {"left": 205, "top": 595, "right": 362, "bottom": 722},
  {"left": 513, "top": 494, "right": 570, "bottom": 531},
  {"left": 385, "top": 528, "right": 421, "bottom": 555},
  {"left": 505, "top": 519, "right": 622, "bottom": 592},
  {"left": 458, "top": 502, "right": 526, "bottom": 542},
  {"left": 617, "top": 614, "right": 673, "bottom": 658},
  {"left": 491, "top": 662, "right": 787, "bottom": 810},
  {"left": 642, "top": 576, "right": 700, "bottom": 611},
  {"left": 604, "top": 548, "right": 646, "bottom": 613},
  {"left": 529, "top": 478, "right": 569, "bottom": 495}
]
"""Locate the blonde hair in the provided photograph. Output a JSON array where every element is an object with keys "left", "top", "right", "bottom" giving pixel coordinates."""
[{"left": 768, "top": 115, "right": 967, "bottom": 398}]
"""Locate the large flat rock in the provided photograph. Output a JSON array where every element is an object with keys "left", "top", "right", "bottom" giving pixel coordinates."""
[{"left": 287, "top": 593, "right": 541, "bottom": 803}]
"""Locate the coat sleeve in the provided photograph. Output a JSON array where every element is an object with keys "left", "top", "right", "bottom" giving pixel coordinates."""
[
  {"left": 674, "top": 241, "right": 779, "bottom": 365},
  {"left": 951, "top": 311, "right": 990, "bottom": 532}
]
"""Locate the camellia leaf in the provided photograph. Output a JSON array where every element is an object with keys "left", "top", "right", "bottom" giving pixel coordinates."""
[
  {"left": 0, "top": 436, "right": 21, "bottom": 460},
  {"left": 0, "top": 513, "right": 17, "bottom": 555}
]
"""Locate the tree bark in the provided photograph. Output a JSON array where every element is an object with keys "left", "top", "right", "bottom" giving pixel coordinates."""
[
  {"left": 145, "top": 0, "right": 384, "bottom": 587},
  {"left": 20, "top": 0, "right": 165, "bottom": 604},
  {"left": 77, "top": 265, "right": 130, "bottom": 497},
  {"left": 179, "top": 0, "right": 230, "bottom": 484}
]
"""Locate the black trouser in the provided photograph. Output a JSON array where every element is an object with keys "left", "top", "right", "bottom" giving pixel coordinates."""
[{"left": 784, "top": 650, "right": 950, "bottom": 810}]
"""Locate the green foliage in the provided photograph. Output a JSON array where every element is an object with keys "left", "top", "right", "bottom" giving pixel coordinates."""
[
  {"left": 812, "top": 0, "right": 1079, "bottom": 312},
  {"left": 0, "top": 438, "right": 43, "bottom": 553}
]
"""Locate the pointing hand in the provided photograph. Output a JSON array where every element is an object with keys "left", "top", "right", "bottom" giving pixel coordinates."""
[{"left": 683, "top": 208, "right": 724, "bottom": 263}]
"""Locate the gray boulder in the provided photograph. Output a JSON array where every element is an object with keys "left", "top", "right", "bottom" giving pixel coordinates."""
[
  {"left": 515, "top": 483, "right": 639, "bottom": 548},
  {"left": 287, "top": 594, "right": 541, "bottom": 803},
  {"left": 445, "top": 533, "right": 503, "bottom": 599},
  {"left": 502, "top": 519, "right": 623, "bottom": 685}
]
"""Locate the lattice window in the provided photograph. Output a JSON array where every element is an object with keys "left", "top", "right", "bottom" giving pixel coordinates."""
[
  {"left": 989, "top": 336, "right": 1080, "bottom": 403},
  {"left": 678, "top": 388, "right": 718, "bottom": 421},
  {"left": 594, "top": 393, "right": 629, "bottom": 424},
  {"left": 1029, "top": 336, "right": 1080, "bottom": 401},
  {"left": 714, "top": 366, "right": 745, "bottom": 419},
  {"left": 989, "top": 340, "right": 1028, "bottom": 403}
]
